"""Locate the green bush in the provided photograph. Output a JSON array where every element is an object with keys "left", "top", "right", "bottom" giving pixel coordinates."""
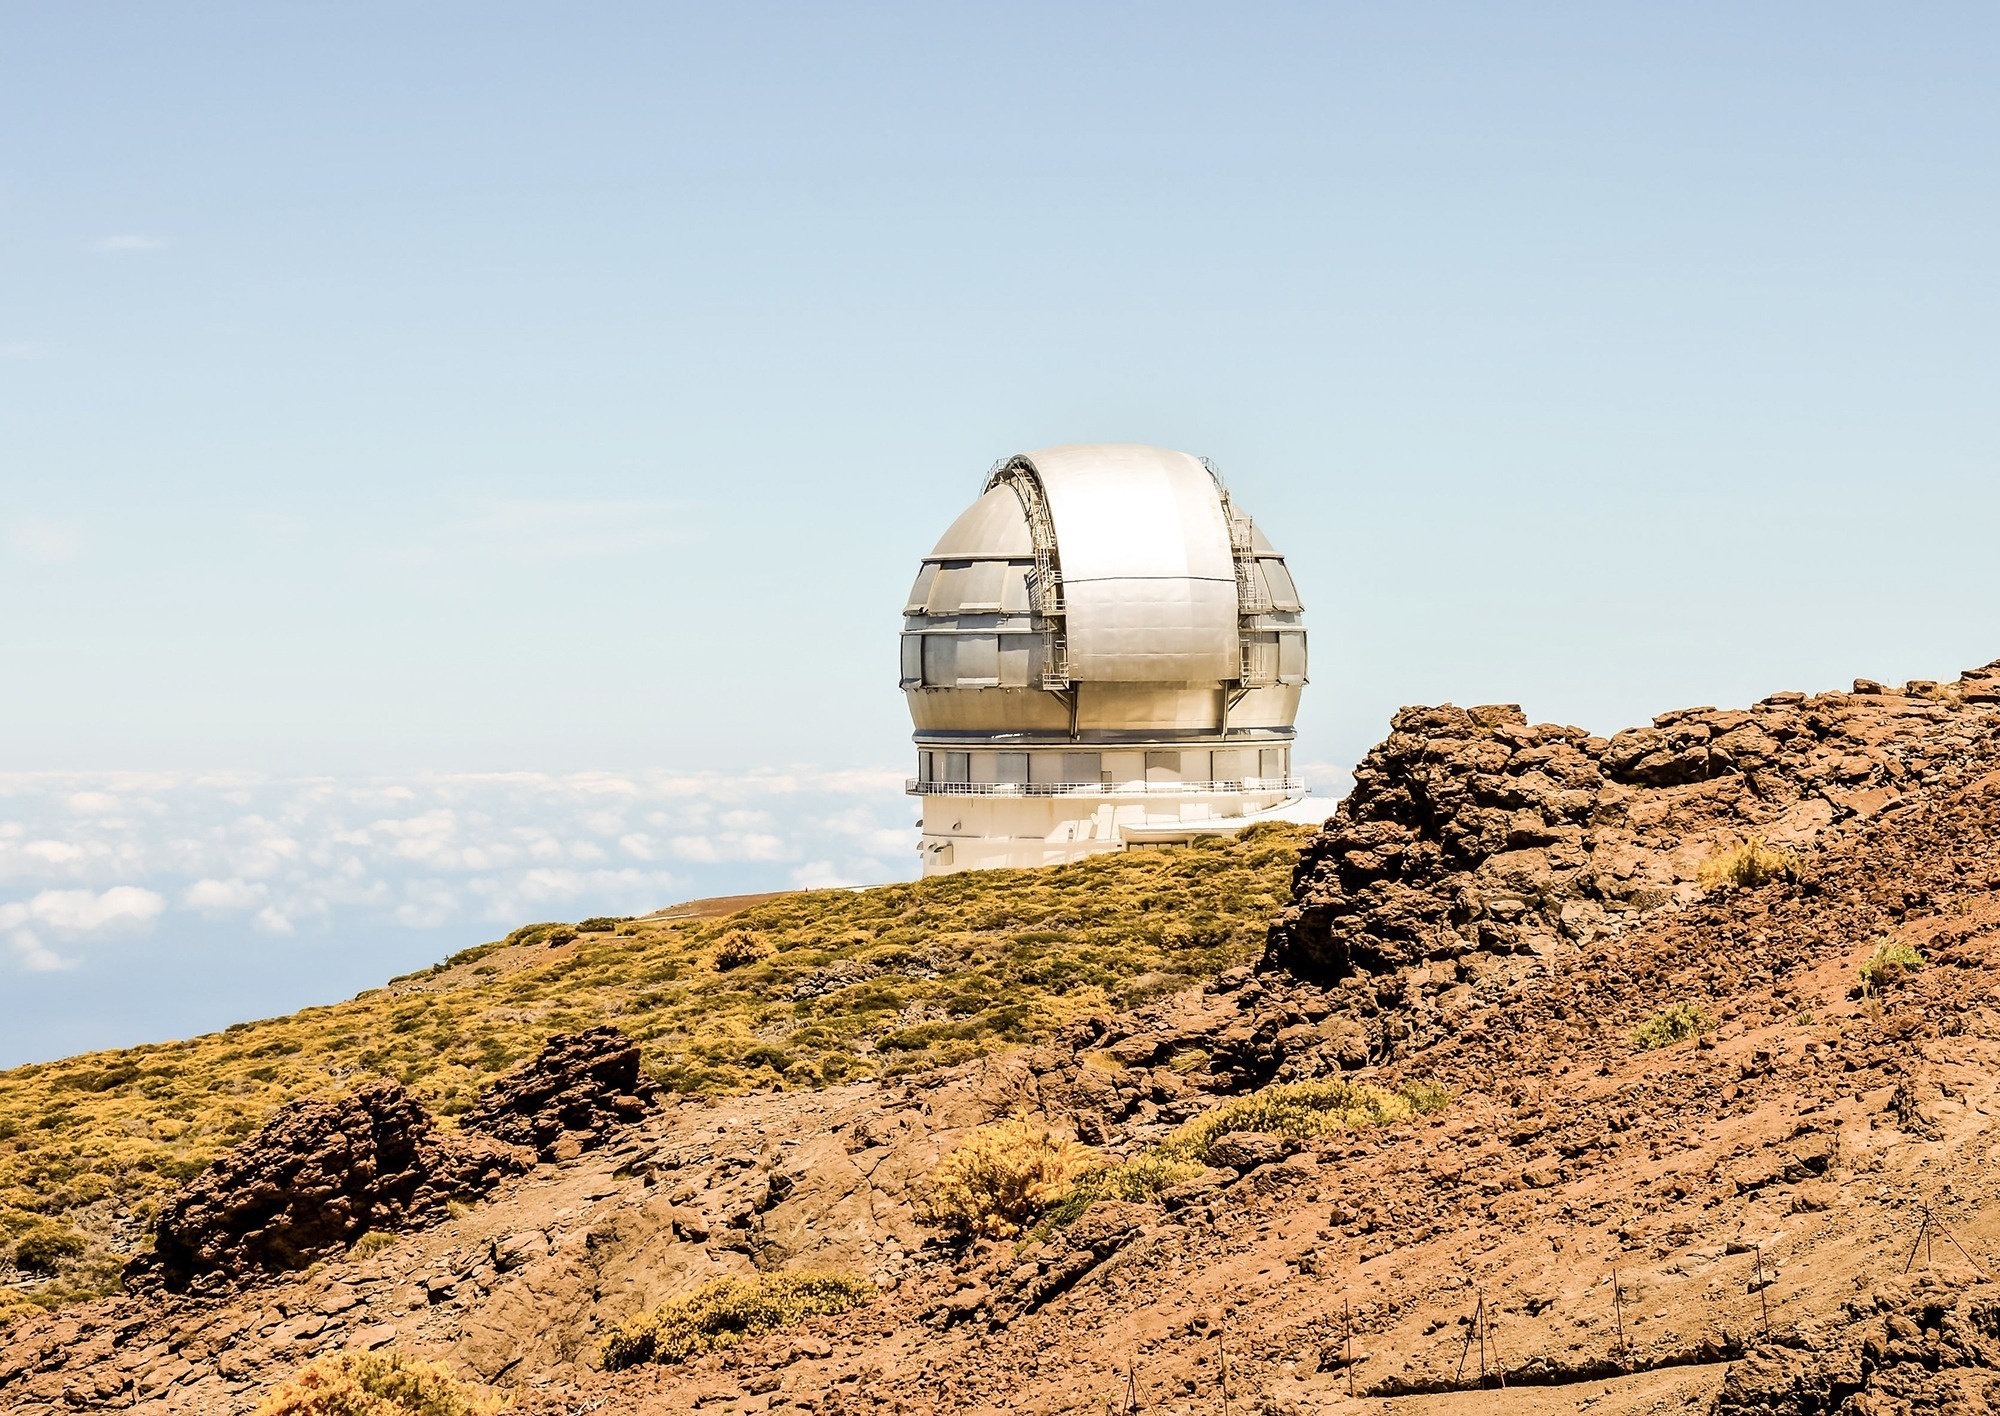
[
  {"left": 1630, "top": 1001, "right": 1711, "bottom": 1051},
  {"left": 600, "top": 1272, "right": 874, "bottom": 1370},
  {"left": 13, "top": 1226, "right": 87, "bottom": 1275},
  {"left": 1859, "top": 941, "right": 1925, "bottom": 994},
  {"left": 1159, "top": 1078, "right": 1441, "bottom": 1164}
]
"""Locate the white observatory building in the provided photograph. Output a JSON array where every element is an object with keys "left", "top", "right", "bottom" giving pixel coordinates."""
[{"left": 902, "top": 443, "right": 1308, "bottom": 875}]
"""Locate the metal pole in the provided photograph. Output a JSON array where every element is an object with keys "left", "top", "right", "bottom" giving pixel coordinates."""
[
  {"left": 1613, "top": 1269, "right": 1626, "bottom": 1368},
  {"left": 1345, "top": 1298, "right": 1354, "bottom": 1397}
]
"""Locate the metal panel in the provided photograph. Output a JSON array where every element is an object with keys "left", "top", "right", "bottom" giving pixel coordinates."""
[
  {"left": 1261, "top": 558, "right": 1302, "bottom": 612},
  {"left": 1023, "top": 444, "right": 1239, "bottom": 684},
  {"left": 998, "top": 635, "right": 1034, "bottom": 688},
  {"left": 1278, "top": 631, "right": 1307, "bottom": 684},
  {"left": 1000, "top": 563, "right": 1032, "bottom": 613},
  {"left": 921, "top": 634, "right": 956, "bottom": 687},
  {"left": 955, "top": 634, "right": 999, "bottom": 685},
  {"left": 957, "top": 559, "right": 1006, "bottom": 612},
  {"left": 928, "top": 484, "right": 1034, "bottom": 558},
  {"left": 904, "top": 563, "right": 939, "bottom": 614},
  {"left": 900, "top": 634, "right": 922, "bottom": 684},
  {"left": 926, "top": 563, "right": 967, "bottom": 615},
  {"left": 995, "top": 751, "right": 1029, "bottom": 785}
]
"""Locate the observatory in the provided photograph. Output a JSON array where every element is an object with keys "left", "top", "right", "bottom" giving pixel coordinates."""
[{"left": 902, "top": 443, "right": 1308, "bottom": 875}]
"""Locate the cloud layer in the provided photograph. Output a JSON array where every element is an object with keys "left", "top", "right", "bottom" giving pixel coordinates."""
[{"left": 0, "top": 767, "right": 917, "bottom": 975}]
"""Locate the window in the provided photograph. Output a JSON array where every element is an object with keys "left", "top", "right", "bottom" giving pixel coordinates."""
[
  {"left": 1260, "top": 747, "right": 1286, "bottom": 781},
  {"left": 955, "top": 634, "right": 999, "bottom": 684},
  {"left": 921, "top": 635, "right": 955, "bottom": 687},
  {"left": 1145, "top": 750, "right": 1181, "bottom": 784},
  {"left": 945, "top": 751, "right": 970, "bottom": 784},
  {"left": 1061, "top": 751, "right": 1100, "bottom": 784},
  {"left": 1278, "top": 631, "right": 1308, "bottom": 684},
  {"left": 900, "top": 634, "right": 922, "bottom": 684},
  {"left": 1212, "top": 748, "right": 1254, "bottom": 783},
  {"left": 995, "top": 752, "right": 1029, "bottom": 785},
  {"left": 917, "top": 751, "right": 933, "bottom": 783}
]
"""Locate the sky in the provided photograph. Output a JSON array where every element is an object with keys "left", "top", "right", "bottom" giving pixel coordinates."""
[{"left": 2, "top": 5, "right": 1997, "bottom": 1063}]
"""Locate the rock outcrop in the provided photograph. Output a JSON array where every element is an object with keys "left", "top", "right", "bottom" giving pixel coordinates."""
[
  {"left": 1270, "top": 662, "right": 2000, "bottom": 986},
  {"left": 459, "top": 1027, "right": 660, "bottom": 1162},
  {"left": 129, "top": 1080, "right": 528, "bottom": 1292}
]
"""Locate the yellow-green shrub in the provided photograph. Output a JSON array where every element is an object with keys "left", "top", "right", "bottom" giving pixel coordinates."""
[
  {"left": 254, "top": 1351, "right": 507, "bottom": 1415},
  {"left": 1159, "top": 1077, "right": 1445, "bottom": 1163},
  {"left": 1630, "top": 1001, "right": 1711, "bottom": 1051},
  {"left": 1698, "top": 836, "right": 1798, "bottom": 892},
  {"left": 919, "top": 1118, "right": 1099, "bottom": 1239},
  {"left": 1859, "top": 941, "right": 1925, "bottom": 994},
  {"left": 350, "top": 1230, "right": 399, "bottom": 1259},
  {"left": 599, "top": 1272, "right": 874, "bottom": 1370}
]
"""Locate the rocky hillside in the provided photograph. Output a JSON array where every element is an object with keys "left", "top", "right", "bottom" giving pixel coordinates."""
[
  {"left": 0, "top": 828, "right": 1303, "bottom": 1327},
  {"left": 9, "top": 661, "right": 2000, "bottom": 1416}
]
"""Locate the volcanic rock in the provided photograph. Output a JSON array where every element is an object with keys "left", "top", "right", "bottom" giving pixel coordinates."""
[
  {"left": 458, "top": 1026, "right": 660, "bottom": 1161},
  {"left": 129, "top": 1079, "right": 528, "bottom": 1292}
]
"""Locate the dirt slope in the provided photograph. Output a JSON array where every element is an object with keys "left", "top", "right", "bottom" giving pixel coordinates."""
[{"left": 9, "top": 663, "right": 2000, "bottom": 1416}]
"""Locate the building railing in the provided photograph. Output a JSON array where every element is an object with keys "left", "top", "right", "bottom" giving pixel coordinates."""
[{"left": 906, "top": 776, "right": 1305, "bottom": 797}]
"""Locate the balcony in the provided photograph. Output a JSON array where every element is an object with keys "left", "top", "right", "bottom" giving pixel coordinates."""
[{"left": 906, "top": 776, "right": 1304, "bottom": 797}]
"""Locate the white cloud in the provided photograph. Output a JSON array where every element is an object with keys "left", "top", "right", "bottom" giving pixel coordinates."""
[
  {"left": 0, "top": 767, "right": 914, "bottom": 967},
  {"left": 24, "top": 840, "right": 86, "bottom": 865},
  {"left": 0, "top": 885, "right": 164, "bottom": 934},
  {"left": 183, "top": 878, "right": 265, "bottom": 912},
  {"left": 93, "top": 234, "right": 165, "bottom": 252},
  {"left": 9, "top": 930, "right": 75, "bottom": 973},
  {"left": 792, "top": 861, "right": 858, "bottom": 889},
  {"left": 7, "top": 519, "right": 82, "bottom": 564}
]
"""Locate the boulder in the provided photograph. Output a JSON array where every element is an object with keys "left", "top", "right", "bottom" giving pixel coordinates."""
[
  {"left": 1206, "top": 1131, "right": 1289, "bottom": 1171},
  {"left": 129, "top": 1079, "right": 527, "bottom": 1292},
  {"left": 459, "top": 1027, "right": 660, "bottom": 1162}
]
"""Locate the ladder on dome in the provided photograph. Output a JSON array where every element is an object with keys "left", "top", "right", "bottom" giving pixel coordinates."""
[
  {"left": 1206, "top": 464, "right": 1274, "bottom": 689},
  {"left": 988, "top": 456, "right": 1071, "bottom": 690}
]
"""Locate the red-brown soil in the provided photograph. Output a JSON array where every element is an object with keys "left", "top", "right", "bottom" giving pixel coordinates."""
[{"left": 10, "top": 665, "right": 2000, "bottom": 1416}]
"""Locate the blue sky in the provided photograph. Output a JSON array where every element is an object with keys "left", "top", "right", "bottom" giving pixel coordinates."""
[{"left": 3, "top": 5, "right": 1998, "bottom": 1061}]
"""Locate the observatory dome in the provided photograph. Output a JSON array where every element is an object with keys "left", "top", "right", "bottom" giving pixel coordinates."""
[{"left": 902, "top": 443, "right": 1307, "bottom": 875}]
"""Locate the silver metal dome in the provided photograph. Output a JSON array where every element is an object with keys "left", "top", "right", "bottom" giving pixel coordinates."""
[{"left": 902, "top": 444, "right": 1308, "bottom": 874}]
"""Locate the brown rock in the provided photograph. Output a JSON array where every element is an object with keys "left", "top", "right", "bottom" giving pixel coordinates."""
[
  {"left": 128, "top": 1079, "right": 528, "bottom": 1292},
  {"left": 459, "top": 1027, "right": 660, "bottom": 1162}
]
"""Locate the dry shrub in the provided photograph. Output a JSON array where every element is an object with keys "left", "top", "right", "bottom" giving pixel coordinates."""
[
  {"left": 12, "top": 1225, "right": 86, "bottom": 1275},
  {"left": 349, "top": 1230, "right": 398, "bottom": 1259},
  {"left": 919, "top": 1118, "right": 1099, "bottom": 1238},
  {"left": 599, "top": 1272, "right": 874, "bottom": 1370},
  {"left": 713, "top": 931, "right": 771, "bottom": 971},
  {"left": 1698, "top": 836, "right": 1798, "bottom": 892},
  {"left": 1630, "top": 1001, "right": 1711, "bottom": 1051},
  {"left": 1160, "top": 1078, "right": 1444, "bottom": 1164},
  {"left": 255, "top": 1351, "right": 507, "bottom": 1415},
  {"left": 1859, "top": 941, "right": 1925, "bottom": 994}
]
